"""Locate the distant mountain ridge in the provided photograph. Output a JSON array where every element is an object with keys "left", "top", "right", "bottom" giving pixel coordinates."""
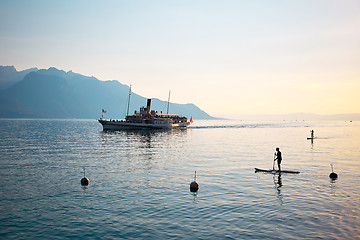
[
  {"left": 0, "top": 66, "right": 38, "bottom": 91},
  {"left": 0, "top": 66, "right": 214, "bottom": 119}
]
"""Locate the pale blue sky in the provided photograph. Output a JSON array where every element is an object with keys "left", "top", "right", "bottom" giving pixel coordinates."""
[{"left": 1, "top": 0, "right": 359, "bottom": 118}]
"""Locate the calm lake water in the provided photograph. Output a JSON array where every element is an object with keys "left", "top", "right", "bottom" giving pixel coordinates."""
[{"left": 0, "top": 119, "right": 359, "bottom": 239}]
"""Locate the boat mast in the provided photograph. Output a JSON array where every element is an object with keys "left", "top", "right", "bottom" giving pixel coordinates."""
[
  {"left": 126, "top": 85, "right": 132, "bottom": 116},
  {"left": 166, "top": 90, "right": 171, "bottom": 114}
]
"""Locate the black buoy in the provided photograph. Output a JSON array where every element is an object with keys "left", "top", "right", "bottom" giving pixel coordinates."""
[
  {"left": 190, "top": 171, "right": 199, "bottom": 192},
  {"left": 81, "top": 167, "right": 90, "bottom": 186},
  {"left": 329, "top": 163, "right": 338, "bottom": 180}
]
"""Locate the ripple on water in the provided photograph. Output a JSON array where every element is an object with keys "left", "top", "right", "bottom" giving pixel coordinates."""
[{"left": 1, "top": 120, "right": 360, "bottom": 239}]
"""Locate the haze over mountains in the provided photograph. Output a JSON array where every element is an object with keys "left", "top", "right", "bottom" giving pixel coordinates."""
[
  {"left": 0, "top": 66, "right": 358, "bottom": 121},
  {"left": 0, "top": 66, "right": 213, "bottom": 119},
  {"left": 0, "top": 66, "right": 38, "bottom": 91}
]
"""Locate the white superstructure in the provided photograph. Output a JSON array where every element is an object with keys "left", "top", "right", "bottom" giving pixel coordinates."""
[{"left": 98, "top": 99, "right": 191, "bottom": 130}]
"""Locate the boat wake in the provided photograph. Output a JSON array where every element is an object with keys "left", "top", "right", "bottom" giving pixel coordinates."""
[
  {"left": 188, "top": 121, "right": 312, "bottom": 130},
  {"left": 189, "top": 123, "right": 275, "bottom": 129}
]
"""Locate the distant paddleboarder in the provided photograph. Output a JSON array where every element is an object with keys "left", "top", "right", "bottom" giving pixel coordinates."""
[
  {"left": 310, "top": 130, "right": 314, "bottom": 139},
  {"left": 274, "top": 148, "right": 282, "bottom": 171}
]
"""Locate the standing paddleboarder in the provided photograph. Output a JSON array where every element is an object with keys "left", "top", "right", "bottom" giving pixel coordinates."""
[{"left": 274, "top": 148, "right": 282, "bottom": 172}]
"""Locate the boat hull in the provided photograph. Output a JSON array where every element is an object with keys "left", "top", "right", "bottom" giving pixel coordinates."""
[
  {"left": 254, "top": 168, "right": 300, "bottom": 174},
  {"left": 98, "top": 119, "right": 190, "bottom": 130}
]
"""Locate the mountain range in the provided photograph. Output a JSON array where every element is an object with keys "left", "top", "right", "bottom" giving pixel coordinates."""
[{"left": 0, "top": 66, "right": 214, "bottom": 119}]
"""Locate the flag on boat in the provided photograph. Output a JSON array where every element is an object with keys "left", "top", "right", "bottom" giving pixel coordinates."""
[
  {"left": 102, "top": 109, "right": 107, "bottom": 113},
  {"left": 190, "top": 117, "right": 193, "bottom": 123}
]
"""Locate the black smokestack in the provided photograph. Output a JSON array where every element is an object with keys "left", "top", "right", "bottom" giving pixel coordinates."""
[{"left": 147, "top": 99, "right": 151, "bottom": 114}]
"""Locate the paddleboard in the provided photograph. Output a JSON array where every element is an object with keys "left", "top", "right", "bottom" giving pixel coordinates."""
[{"left": 255, "top": 168, "right": 300, "bottom": 174}]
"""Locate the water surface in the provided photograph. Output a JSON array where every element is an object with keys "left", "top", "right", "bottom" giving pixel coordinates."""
[{"left": 0, "top": 119, "right": 359, "bottom": 239}]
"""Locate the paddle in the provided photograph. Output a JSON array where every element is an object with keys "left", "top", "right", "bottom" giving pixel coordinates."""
[{"left": 273, "top": 154, "right": 276, "bottom": 170}]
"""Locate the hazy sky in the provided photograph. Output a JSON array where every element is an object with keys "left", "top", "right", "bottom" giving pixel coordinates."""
[{"left": 1, "top": 0, "right": 359, "bottom": 118}]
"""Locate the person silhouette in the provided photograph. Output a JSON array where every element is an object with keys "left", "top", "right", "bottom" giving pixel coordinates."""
[{"left": 274, "top": 148, "right": 282, "bottom": 171}]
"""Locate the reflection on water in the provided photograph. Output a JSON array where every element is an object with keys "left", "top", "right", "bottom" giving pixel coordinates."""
[
  {"left": 1, "top": 120, "right": 360, "bottom": 239},
  {"left": 310, "top": 138, "right": 314, "bottom": 149},
  {"left": 330, "top": 179, "right": 337, "bottom": 196},
  {"left": 97, "top": 128, "right": 190, "bottom": 190},
  {"left": 273, "top": 174, "right": 283, "bottom": 205},
  {"left": 100, "top": 128, "right": 188, "bottom": 147},
  {"left": 81, "top": 185, "right": 89, "bottom": 194},
  {"left": 274, "top": 173, "right": 283, "bottom": 188},
  {"left": 190, "top": 192, "right": 198, "bottom": 205}
]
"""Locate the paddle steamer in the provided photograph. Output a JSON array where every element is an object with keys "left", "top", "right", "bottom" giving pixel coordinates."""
[{"left": 98, "top": 99, "right": 191, "bottom": 130}]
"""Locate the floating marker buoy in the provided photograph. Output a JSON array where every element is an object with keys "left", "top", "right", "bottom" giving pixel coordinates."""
[
  {"left": 81, "top": 177, "right": 89, "bottom": 185},
  {"left": 81, "top": 167, "right": 90, "bottom": 185},
  {"left": 190, "top": 181, "right": 199, "bottom": 192},
  {"left": 190, "top": 171, "right": 199, "bottom": 192},
  {"left": 329, "top": 163, "right": 338, "bottom": 180},
  {"left": 329, "top": 172, "right": 338, "bottom": 179}
]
